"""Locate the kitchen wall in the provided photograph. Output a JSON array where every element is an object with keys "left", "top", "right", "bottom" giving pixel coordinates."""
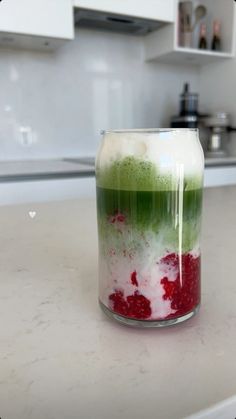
[{"left": 0, "top": 28, "right": 200, "bottom": 160}]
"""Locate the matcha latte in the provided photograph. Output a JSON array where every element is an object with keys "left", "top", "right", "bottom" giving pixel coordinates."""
[{"left": 96, "top": 130, "right": 204, "bottom": 327}]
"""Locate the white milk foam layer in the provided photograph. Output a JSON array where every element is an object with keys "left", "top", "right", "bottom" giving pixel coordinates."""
[{"left": 98, "top": 130, "right": 204, "bottom": 177}]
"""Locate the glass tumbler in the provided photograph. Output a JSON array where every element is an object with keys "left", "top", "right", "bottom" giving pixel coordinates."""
[{"left": 96, "top": 129, "right": 204, "bottom": 327}]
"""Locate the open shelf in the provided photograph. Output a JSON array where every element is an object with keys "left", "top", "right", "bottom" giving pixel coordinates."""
[
  {"left": 151, "top": 46, "right": 234, "bottom": 66},
  {"left": 144, "top": 0, "right": 235, "bottom": 66}
]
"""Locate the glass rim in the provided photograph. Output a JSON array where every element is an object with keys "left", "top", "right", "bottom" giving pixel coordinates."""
[{"left": 101, "top": 128, "right": 199, "bottom": 135}]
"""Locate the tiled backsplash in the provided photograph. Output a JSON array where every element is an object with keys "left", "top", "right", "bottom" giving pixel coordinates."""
[{"left": 0, "top": 28, "right": 200, "bottom": 160}]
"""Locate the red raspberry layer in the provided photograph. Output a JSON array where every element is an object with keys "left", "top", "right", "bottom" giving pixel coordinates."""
[
  {"left": 108, "top": 252, "right": 200, "bottom": 321},
  {"left": 109, "top": 290, "right": 151, "bottom": 319},
  {"left": 161, "top": 253, "right": 200, "bottom": 318}
]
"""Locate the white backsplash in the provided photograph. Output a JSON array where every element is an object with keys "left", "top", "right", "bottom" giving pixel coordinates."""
[{"left": 0, "top": 28, "right": 200, "bottom": 160}]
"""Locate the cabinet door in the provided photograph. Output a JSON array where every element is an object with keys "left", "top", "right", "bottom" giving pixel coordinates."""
[
  {"left": 204, "top": 167, "right": 236, "bottom": 188},
  {"left": 0, "top": 0, "right": 73, "bottom": 39},
  {"left": 74, "top": 0, "right": 175, "bottom": 22}
]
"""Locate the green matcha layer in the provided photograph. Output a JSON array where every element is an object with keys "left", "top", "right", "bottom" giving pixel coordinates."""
[
  {"left": 96, "top": 156, "right": 203, "bottom": 252},
  {"left": 96, "top": 156, "right": 202, "bottom": 191},
  {"left": 97, "top": 187, "right": 202, "bottom": 252}
]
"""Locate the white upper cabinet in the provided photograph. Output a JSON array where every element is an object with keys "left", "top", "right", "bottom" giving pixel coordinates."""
[
  {"left": 74, "top": 0, "right": 175, "bottom": 23},
  {"left": 0, "top": 0, "right": 74, "bottom": 50}
]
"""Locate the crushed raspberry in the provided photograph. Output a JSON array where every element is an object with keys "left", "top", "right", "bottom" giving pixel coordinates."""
[
  {"left": 130, "top": 270, "right": 138, "bottom": 286},
  {"left": 127, "top": 292, "right": 151, "bottom": 319},
  {"left": 161, "top": 277, "right": 176, "bottom": 300},
  {"left": 109, "top": 290, "right": 129, "bottom": 316},
  {"left": 116, "top": 214, "right": 125, "bottom": 222},
  {"left": 109, "top": 211, "right": 126, "bottom": 224},
  {"left": 162, "top": 253, "right": 179, "bottom": 267},
  {"left": 109, "top": 290, "right": 151, "bottom": 319},
  {"left": 160, "top": 253, "right": 200, "bottom": 318}
]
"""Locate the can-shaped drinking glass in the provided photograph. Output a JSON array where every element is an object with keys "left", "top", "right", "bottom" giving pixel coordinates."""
[{"left": 96, "top": 129, "right": 204, "bottom": 327}]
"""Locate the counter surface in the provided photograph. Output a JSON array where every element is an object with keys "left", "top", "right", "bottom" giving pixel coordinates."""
[
  {"left": 0, "top": 186, "right": 236, "bottom": 419},
  {"left": 1, "top": 156, "right": 236, "bottom": 183},
  {"left": 0, "top": 159, "right": 94, "bottom": 182}
]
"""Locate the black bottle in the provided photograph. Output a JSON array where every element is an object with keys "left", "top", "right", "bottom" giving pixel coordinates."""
[
  {"left": 198, "top": 23, "right": 207, "bottom": 49},
  {"left": 211, "top": 20, "right": 221, "bottom": 51}
]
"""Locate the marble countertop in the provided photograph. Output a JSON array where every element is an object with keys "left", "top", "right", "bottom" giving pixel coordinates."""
[{"left": 1, "top": 186, "right": 236, "bottom": 419}]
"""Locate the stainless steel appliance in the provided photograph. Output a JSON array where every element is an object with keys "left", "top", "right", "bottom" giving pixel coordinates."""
[{"left": 203, "top": 112, "right": 236, "bottom": 158}]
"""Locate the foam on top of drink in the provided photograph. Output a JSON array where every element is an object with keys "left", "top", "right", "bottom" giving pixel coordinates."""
[{"left": 96, "top": 130, "right": 204, "bottom": 191}]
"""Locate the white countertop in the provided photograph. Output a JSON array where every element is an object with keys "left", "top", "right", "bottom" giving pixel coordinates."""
[{"left": 1, "top": 186, "right": 236, "bottom": 419}]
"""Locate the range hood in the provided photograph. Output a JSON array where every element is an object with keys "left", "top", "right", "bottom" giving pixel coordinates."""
[{"left": 74, "top": 9, "right": 164, "bottom": 35}]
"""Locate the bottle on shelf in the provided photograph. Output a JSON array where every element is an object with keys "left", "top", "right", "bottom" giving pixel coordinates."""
[
  {"left": 198, "top": 23, "right": 207, "bottom": 50},
  {"left": 211, "top": 20, "right": 221, "bottom": 51}
]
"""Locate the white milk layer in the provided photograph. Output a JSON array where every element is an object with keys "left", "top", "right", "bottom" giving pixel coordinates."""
[{"left": 97, "top": 130, "right": 204, "bottom": 178}]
